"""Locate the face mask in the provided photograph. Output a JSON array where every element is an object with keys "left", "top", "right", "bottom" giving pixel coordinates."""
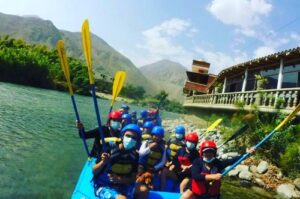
[
  {"left": 110, "top": 121, "right": 121, "bottom": 131},
  {"left": 186, "top": 141, "right": 195, "bottom": 149},
  {"left": 123, "top": 136, "right": 137, "bottom": 150},
  {"left": 175, "top": 134, "right": 184, "bottom": 139},
  {"left": 203, "top": 157, "right": 216, "bottom": 164}
]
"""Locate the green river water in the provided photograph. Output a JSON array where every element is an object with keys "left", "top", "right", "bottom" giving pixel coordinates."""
[{"left": 0, "top": 83, "right": 275, "bottom": 199}]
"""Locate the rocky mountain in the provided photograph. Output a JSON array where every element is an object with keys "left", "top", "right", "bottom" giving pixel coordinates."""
[
  {"left": 0, "top": 12, "right": 156, "bottom": 93},
  {"left": 140, "top": 59, "right": 187, "bottom": 101}
]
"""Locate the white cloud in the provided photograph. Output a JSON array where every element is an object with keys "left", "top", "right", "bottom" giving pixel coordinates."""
[
  {"left": 253, "top": 46, "right": 275, "bottom": 58},
  {"left": 136, "top": 18, "right": 196, "bottom": 68},
  {"left": 143, "top": 18, "right": 191, "bottom": 38},
  {"left": 194, "top": 47, "right": 249, "bottom": 74},
  {"left": 207, "top": 0, "right": 272, "bottom": 28},
  {"left": 253, "top": 36, "right": 290, "bottom": 58},
  {"left": 290, "top": 33, "right": 300, "bottom": 46}
]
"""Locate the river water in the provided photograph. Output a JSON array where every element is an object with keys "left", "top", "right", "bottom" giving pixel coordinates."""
[{"left": 0, "top": 82, "right": 275, "bottom": 198}]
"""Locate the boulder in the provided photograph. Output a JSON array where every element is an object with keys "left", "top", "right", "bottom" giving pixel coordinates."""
[
  {"left": 277, "top": 171, "right": 283, "bottom": 179},
  {"left": 254, "top": 178, "right": 265, "bottom": 187},
  {"left": 226, "top": 152, "right": 239, "bottom": 157},
  {"left": 228, "top": 168, "right": 240, "bottom": 177},
  {"left": 239, "top": 170, "right": 253, "bottom": 181},
  {"left": 240, "top": 180, "right": 252, "bottom": 187},
  {"left": 276, "top": 183, "right": 300, "bottom": 199},
  {"left": 220, "top": 154, "right": 228, "bottom": 159},
  {"left": 250, "top": 165, "right": 257, "bottom": 173},
  {"left": 236, "top": 165, "right": 249, "bottom": 173},
  {"left": 294, "top": 178, "right": 300, "bottom": 191},
  {"left": 257, "top": 161, "right": 268, "bottom": 174}
]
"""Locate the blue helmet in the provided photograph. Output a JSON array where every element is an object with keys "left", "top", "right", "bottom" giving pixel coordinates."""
[
  {"left": 121, "top": 124, "right": 142, "bottom": 138},
  {"left": 140, "top": 110, "right": 148, "bottom": 118},
  {"left": 151, "top": 126, "right": 164, "bottom": 137},
  {"left": 121, "top": 104, "right": 129, "bottom": 110},
  {"left": 131, "top": 111, "right": 137, "bottom": 115},
  {"left": 175, "top": 125, "right": 185, "bottom": 135},
  {"left": 143, "top": 121, "right": 154, "bottom": 130},
  {"left": 122, "top": 113, "right": 132, "bottom": 121}
]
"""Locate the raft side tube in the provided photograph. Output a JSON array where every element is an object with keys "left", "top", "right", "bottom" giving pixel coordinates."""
[{"left": 72, "top": 159, "right": 181, "bottom": 199}]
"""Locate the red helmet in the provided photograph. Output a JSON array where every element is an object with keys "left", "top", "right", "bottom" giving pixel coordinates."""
[
  {"left": 148, "top": 109, "right": 157, "bottom": 115},
  {"left": 185, "top": 132, "right": 199, "bottom": 143},
  {"left": 108, "top": 111, "right": 122, "bottom": 120},
  {"left": 199, "top": 140, "right": 217, "bottom": 156}
]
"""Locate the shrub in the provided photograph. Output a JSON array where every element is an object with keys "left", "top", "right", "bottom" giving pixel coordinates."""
[{"left": 279, "top": 142, "right": 300, "bottom": 178}]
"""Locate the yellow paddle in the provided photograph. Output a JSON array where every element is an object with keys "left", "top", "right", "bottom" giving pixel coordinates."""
[
  {"left": 81, "top": 19, "right": 107, "bottom": 152},
  {"left": 205, "top": 118, "right": 223, "bottom": 137},
  {"left": 82, "top": 20, "right": 94, "bottom": 84},
  {"left": 109, "top": 71, "right": 126, "bottom": 113},
  {"left": 56, "top": 40, "right": 90, "bottom": 158}
]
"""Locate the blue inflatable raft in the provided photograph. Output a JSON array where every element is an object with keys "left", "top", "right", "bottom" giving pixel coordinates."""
[{"left": 72, "top": 158, "right": 181, "bottom": 199}]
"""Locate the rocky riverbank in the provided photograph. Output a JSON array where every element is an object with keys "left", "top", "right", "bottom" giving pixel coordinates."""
[{"left": 162, "top": 117, "right": 300, "bottom": 199}]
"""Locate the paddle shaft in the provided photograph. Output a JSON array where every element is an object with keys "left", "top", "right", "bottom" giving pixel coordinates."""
[
  {"left": 90, "top": 84, "right": 107, "bottom": 152},
  {"left": 70, "top": 95, "right": 90, "bottom": 157},
  {"left": 108, "top": 106, "right": 113, "bottom": 114},
  {"left": 222, "top": 129, "right": 277, "bottom": 176}
]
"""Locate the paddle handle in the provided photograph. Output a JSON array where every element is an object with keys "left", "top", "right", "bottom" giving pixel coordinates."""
[
  {"left": 90, "top": 84, "right": 107, "bottom": 152},
  {"left": 71, "top": 96, "right": 90, "bottom": 157}
]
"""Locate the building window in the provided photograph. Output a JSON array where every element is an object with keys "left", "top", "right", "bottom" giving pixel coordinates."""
[
  {"left": 225, "top": 74, "right": 243, "bottom": 92},
  {"left": 282, "top": 64, "right": 300, "bottom": 88},
  {"left": 246, "top": 70, "right": 259, "bottom": 91},
  {"left": 260, "top": 66, "right": 279, "bottom": 89}
]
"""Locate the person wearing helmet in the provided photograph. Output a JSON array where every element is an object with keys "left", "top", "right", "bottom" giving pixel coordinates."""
[
  {"left": 147, "top": 109, "right": 162, "bottom": 126},
  {"left": 108, "top": 111, "right": 123, "bottom": 134},
  {"left": 161, "top": 132, "right": 199, "bottom": 192},
  {"left": 120, "top": 104, "right": 130, "bottom": 115},
  {"left": 141, "top": 121, "right": 154, "bottom": 141},
  {"left": 166, "top": 126, "right": 186, "bottom": 166},
  {"left": 75, "top": 110, "right": 123, "bottom": 158},
  {"left": 138, "top": 109, "right": 149, "bottom": 126},
  {"left": 181, "top": 141, "right": 255, "bottom": 199},
  {"left": 136, "top": 126, "right": 166, "bottom": 196},
  {"left": 130, "top": 111, "right": 138, "bottom": 124},
  {"left": 92, "top": 124, "right": 141, "bottom": 199},
  {"left": 121, "top": 113, "right": 132, "bottom": 128}
]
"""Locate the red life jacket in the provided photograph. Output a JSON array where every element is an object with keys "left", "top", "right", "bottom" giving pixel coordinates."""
[
  {"left": 178, "top": 156, "right": 191, "bottom": 166},
  {"left": 191, "top": 164, "right": 221, "bottom": 196}
]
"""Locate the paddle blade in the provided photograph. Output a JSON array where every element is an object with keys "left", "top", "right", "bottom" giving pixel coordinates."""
[
  {"left": 275, "top": 103, "right": 300, "bottom": 131},
  {"left": 111, "top": 71, "right": 126, "bottom": 106},
  {"left": 219, "top": 124, "right": 249, "bottom": 148},
  {"left": 206, "top": 118, "right": 223, "bottom": 134},
  {"left": 228, "top": 124, "right": 249, "bottom": 142},
  {"left": 56, "top": 40, "right": 73, "bottom": 95},
  {"left": 81, "top": 19, "right": 94, "bottom": 84}
]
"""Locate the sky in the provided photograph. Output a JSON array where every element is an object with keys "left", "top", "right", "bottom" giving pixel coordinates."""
[{"left": 0, "top": 0, "right": 300, "bottom": 74}]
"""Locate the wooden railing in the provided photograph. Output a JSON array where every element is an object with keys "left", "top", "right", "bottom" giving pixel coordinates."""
[{"left": 184, "top": 88, "right": 300, "bottom": 112}]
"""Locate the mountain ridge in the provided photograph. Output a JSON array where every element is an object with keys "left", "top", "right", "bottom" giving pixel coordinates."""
[
  {"left": 140, "top": 59, "right": 187, "bottom": 101},
  {"left": 0, "top": 12, "right": 157, "bottom": 94}
]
